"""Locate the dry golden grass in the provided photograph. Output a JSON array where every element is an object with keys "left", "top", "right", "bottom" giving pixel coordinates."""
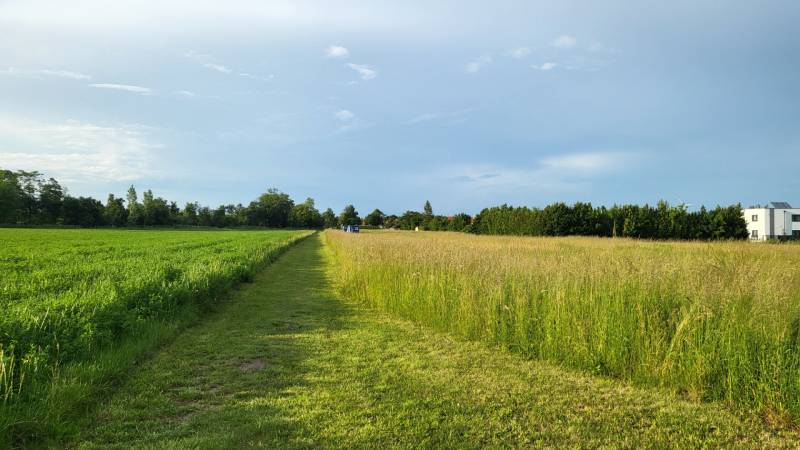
[{"left": 326, "top": 229, "right": 800, "bottom": 422}]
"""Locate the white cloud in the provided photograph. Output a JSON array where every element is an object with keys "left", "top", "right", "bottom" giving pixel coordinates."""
[
  {"left": 239, "top": 72, "right": 274, "bottom": 80},
  {"left": 334, "top": 109, "right": 354, "bottom": 121},
  {"left": 552, "top": 35, "right": 577, "bottom": 49},
  {"left": 89, "top": 83, "right": 153, "bottom": 95},
  {"left": 540, "top": 151, "right": 639, "bottom": 175},
  {"left": 0, "top": 67, "right": 92, "bottom": 80},
  {"left": 407, "top": 108, "right": 476, "bottom": 125},
  {"left": 347, "top": 63, "right": 377, "bottom": 80},
  {"left": 173, "top": 90, "right": 196, "bottom": 98},
  {"left": 532, "top": 62, "right": 557, "bottom": 71},
  {"left": 508, "top": 47, "right": 530, "bottom": 59},
  {"left": 427, "top": 151, "right": 643, "bottom": 194},
  {"left": 0, "top": 117, "right": 161, "bottom": 183},
  {"left": 203, "top": 63, "right": 232, "bottom": 74},
  {"left": 325, "top": 45, "right": 349, "bottom": 58},
  {"left": 465, "top": 54, "right": 492, "bottom": 73}
]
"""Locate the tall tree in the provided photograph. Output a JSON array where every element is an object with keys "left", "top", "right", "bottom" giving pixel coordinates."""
[
  {"left": 339, "top": 204, "right": 361, "bottom": 226},
  {"left": 0, "top": 170, "right": 22, "bottom": 223},
  {"left": 321, "top": 208, "right": 339, "bottom": 228},
  {"left": 364, "top": 208, "right": 385, "bottom": 226},
  {"left": 289, "top": 198, "right": 323, "bottom": 228},
  {"left": 126, "top": 185, "right": 144, "bottom": 226},
  {"left": 38, "top": 178, "right": 64, "bottom": 224},
  {"left": 104, "top": 194, "right": 128, "bottom": 227},
  {"left": 248, "top": 188, "right": 294, "bottom": 227}
]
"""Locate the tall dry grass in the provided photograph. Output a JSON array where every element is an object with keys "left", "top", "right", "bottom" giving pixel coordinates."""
[{"left": 325, "top": 230, "right": 800, "bottom": 421}]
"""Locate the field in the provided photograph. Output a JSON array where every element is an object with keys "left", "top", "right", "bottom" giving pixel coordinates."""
[
  {"left": 2, "top": 229, "right": 800, "bottom": 447},
  {"left": 0, "top": 228, "right": 309, "bottom": 443},
  {"left": 326, "top": 230, "right": 800, "bottom": 424}
]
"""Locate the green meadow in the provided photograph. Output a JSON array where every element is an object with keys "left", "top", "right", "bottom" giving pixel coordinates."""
[{"left": 2, "top": 228, "right": 800, "bottom": 448}]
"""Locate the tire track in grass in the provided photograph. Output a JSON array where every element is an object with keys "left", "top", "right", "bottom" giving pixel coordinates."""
[{"left": 71, "top": 235, "right": 800, "bottom": 449}]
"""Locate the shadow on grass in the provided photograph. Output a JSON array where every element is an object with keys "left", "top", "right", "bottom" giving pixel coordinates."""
[{"left": 70, "top": 235, "right": 356, "bottom": 449}]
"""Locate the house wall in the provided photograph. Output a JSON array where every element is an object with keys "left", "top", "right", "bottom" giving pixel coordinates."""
[
  {"left": 744, "top": 208, "right": 769, "bottom": 240},
  {"left": 743, "top": 207, "right": 800, "bottom": 240}
]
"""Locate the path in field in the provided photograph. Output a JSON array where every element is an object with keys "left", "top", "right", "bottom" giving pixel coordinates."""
[{"left": 73, "top": 234, "right": 797, "bottom": 449}]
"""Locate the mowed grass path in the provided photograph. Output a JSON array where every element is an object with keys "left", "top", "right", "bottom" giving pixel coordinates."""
[{"left": 71, "top": 235, "right": 799, "bottom": 448}]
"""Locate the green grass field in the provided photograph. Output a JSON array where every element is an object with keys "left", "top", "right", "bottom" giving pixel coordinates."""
[
  {"left": 68, "top": 235, "right": 800, "bottom": 448},
  {"left": 3, "top": 229, "right": 800, "bottom": 448},
  {"left": 326, "top": 230, "right": 800, "bottom": 425},
  {"left": 0, "top": 228, "right": 310, "bottom": 446}
]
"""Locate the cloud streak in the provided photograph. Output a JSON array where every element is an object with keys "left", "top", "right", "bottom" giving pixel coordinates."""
[
  {"left": 89, "top": 83, "right": 153, "bottom": 95},
  {"left": 552, "top": 35, "right": 577, "bottom": 49},
  {"left": 508, "top": 47, "right": 530, "bottom": 59},
  {"left": 532, "top": 62, "right": 557, "bottom": 71},
  {"left": 406, "top": 108, "right": 476, "bottom": 125},
  {"left": 432, "top": 151, "right": 643, "bottom": 193},
  {"left": 334, "top": 109, "right": 354, "bottom": 121},
  {"left": 203, "top": 63, "right": 232, "bottom": 74},
  {"left": 1, "top": 67, "right": 92, "bottom": 80},
  {"left": 465, "top": 54, "right": 492, "bottom": 73},
  {"left": 347, "top": 63, "right": 377, "bottom": 80},
  {"left": 0, "top": 117, "right": 161, "bottom": 182}
]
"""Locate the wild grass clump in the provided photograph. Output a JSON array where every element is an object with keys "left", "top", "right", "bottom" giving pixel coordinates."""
[
  {"left": 325, "top": 230, "right": 800, "bottom": 422},
  {"left": 0, "top": 228, "right": 309, "bottom": 444}
]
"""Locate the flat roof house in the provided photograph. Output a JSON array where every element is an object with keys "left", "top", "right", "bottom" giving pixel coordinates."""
[{"left": 743, "top": 202, "right": 800, "bottom": 241}]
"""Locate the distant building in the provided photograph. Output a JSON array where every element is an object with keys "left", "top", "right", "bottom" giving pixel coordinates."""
[{"left": 743, "top": 202, "right": 800, "bottom": 241}]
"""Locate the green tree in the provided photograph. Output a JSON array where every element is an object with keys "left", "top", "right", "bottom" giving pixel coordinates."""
[
  {"left": 104, "top": 194, "right": 128, "bottom": 227},
  {"left": 322, "top": 208, "right": 339, "bottom": 228},
  {"left": 197, "top": 206, "right": 213, "bottom": 226},
  {"left": 247, "top": 188, "right": 294, "bottom": 227},
  {"left": 181, "top": 202, "right": 199, "bottom": 226},
  {"left": 0, "top": 170, "right": 22, "bottom": 223},
  {"left": 141, "top": 189, "right": 171, "bottom": 226},
  {"left": 364, "top": 208, "right": 385, "bottom": 227},
  {"left": 38, "top": 177, "right": 64, "bottom": 224},
  {"left": 289, "top": 198, "right": 323, "bottom": 228},
  {"left": 339, "top": 204, "right": 361, "bottom": 226},
  {"left": 62, "top": 196, "right": 105, "bottom": 227},
  {"left": 126, "top": 185, "right": 144, "bottom": 226},
  {"left": 423, "top": 200, "right": 433, "bottom": 229}
]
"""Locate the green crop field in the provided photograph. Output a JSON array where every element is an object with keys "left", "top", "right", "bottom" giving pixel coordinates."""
[
  {"left": 0, "top": 228, "right": 310, "bottom": 444},
  {"left": 326, "top": 230, "right": 800, "bottom": 425}
]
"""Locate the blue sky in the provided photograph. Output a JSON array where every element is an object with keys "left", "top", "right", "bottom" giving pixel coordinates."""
[{"left": 1, "top": 0, "right": 799, "bottom": 215}]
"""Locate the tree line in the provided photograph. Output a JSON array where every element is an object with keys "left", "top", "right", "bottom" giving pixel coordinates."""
[
  {"left": 0, "top": 169, "right": 749, "bottom": 239},
  {"left": 0, "top": 169, "right": 340, "bottom": 229}
]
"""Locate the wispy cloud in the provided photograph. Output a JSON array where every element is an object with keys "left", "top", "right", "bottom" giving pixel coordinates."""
[
  {"left": 531, "top": 62, "right": 557, "bottom": 71},
  {"left": 238, "top": 72, "right": 274, "bottom": 81},
  {"left": 185, "top": 50, "right": 271, "bottom": 79},
  {"left": 347, "top": 63, "right": 377, "bottom": 80},
  {"left": 0, "top": 117, "right": 161, "bottom": 182},
  {"left": 407, "top": 108, "right": 476, "bottom": 125},
  {"left": 325, "top": 45, "right": 349, "bottom": 58},
  {"left": 203, "top": 63, "right": 232, "bottom": 74},
  {"left": 432, "top": 151, "right": 643, "bottom": 193},
  {"left": 552, "top": 35, "right": 577, "bottom": 49},
  {"left": 0, "top": 67, "right": 92, "bottom": 80},
  {"left": 465, "top": 54, "right": 492, "bottom": 73},
  {"left": 334, "top": 109, "right": 354, "bottom": 121},
  {"left": 89, "top": 83, "right": 153, "bottom": 95},
  {"left": 508, "top": 47, "right": 530, "bottom": 59},
  {"left": 173, "top": 90, "right": 196, "bottom": 98},
  {"left": 540, "top": 151, "right": 641, "bottom": 175}
]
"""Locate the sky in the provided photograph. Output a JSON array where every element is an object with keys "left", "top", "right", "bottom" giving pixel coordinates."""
[{"left": 1, "top": 0, "right": 799, "bottom": 215}]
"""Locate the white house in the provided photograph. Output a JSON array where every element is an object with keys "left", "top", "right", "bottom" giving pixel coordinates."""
[{"left": 743, "top": 202, "right": 800, "bottom": 241}]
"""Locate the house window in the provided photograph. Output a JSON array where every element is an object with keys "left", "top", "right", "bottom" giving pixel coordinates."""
[
  {"left": 751, "top": 214, "right": 758, "bottom": 221},
  {"left": 793, "top": 214, "right": 800, "bottom": 222},
  {"left": 751, "top": 230, "right": 759, "bottom": 239},
  {"left": 794, "top": 230, "right": 800, "bottom": 238}
]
